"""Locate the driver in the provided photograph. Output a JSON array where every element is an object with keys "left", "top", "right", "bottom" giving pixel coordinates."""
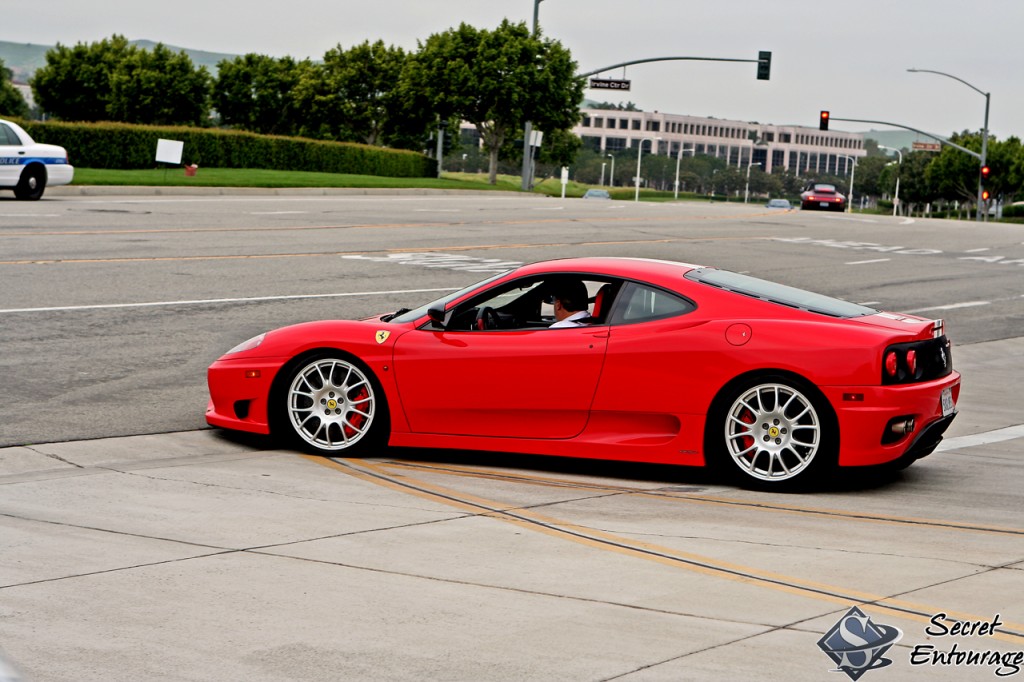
[{"left": 549, "top": 280, "right": 592, "bottom": 328}]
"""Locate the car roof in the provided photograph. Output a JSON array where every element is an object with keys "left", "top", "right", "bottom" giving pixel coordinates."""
[{"left": 511, "top": 257, "right": 704, "bottom": 281}]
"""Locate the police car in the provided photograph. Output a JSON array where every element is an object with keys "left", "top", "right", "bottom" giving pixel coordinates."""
[{"left": 1, "top": 119, "right": 73, "bottom": 200}]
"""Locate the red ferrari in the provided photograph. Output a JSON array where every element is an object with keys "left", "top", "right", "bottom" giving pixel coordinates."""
[
  {"left": 800, "top": 182, "right": 847, "bottom": 211},
  {"left": 206, "top": 258, "right": 960, "bottom": 488}
]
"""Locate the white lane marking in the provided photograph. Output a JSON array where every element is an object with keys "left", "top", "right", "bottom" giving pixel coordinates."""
[
  {"left": 857, "top": 301, "right": 882, "bottom": 306},
  {"left": 900, "top": 218, "right": 915, "bottom": 225},
  {"left": 0, "top": 288, "right": 458, "bottom": 315},
  {"left": 414, "top": 209, "right": 460, "bottom": 212},
  {"left": 845, "top": 258, "right": 891, "bottom": 265},
  {"left": 820, "top": 215, "right": 878, "bottom": 223},
  {"left": 249, "top": 210, "right": 308, "bottom": 215},
  {"left": 935, "top": 424, "right": 1024, "bottom": 453},
  {"left": 903, "top": 301, "right": 991, "bottom": 313},
  {"left": 965, "top": 247, "right": 991, "bottom": 253},
  {"left": 0, "top": 214, "right": 60, "bottom": 217},
  {"left": 532, "top": 206, "right": 565, "bottom": 211}
]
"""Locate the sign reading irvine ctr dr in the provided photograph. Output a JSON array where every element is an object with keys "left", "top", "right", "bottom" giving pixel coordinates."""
[
  {"left": 589, "top": 78, "right": 631, "bottom": 91},
  {"left": 911, "top": 142, "right": 942, "bottom": 152}
]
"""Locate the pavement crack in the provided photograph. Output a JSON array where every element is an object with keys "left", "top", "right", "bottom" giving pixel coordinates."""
[{"left": 24, "top": 445, "right": 84, "bottom": 468}]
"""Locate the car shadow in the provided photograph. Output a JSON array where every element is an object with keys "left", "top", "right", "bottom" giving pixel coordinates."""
[{"left": 207, "top": 428, "right": 913, "bottom": 495}]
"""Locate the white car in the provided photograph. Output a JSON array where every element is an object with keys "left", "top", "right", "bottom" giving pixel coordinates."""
[{"left": 1, "top": 119, "right": 74, "bottom": 200}]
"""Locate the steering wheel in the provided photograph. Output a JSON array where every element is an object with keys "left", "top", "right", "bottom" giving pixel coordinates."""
[{"left": 474, "top": 306, "right": 501, "bottom": 330}]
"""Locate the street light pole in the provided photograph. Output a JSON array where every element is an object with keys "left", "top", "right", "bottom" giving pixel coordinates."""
[
  {"left": 878, "top": 144, "right": 903, "bottom": 217},
  {"left": 840, "top": 155, "right": 858, "bottom": 213},
  {"left": 674, "top": 146, "right": 694, "bottom": 199},
  {"left": 521, "top": 0, "right": 546, "bottom": 191},
  {"left": 607, "top": 153, "right": 615, "bottom": 187},
  {"left": 907, "top": 68, "right": 990, "bottom": 222},
  {"left": 744, "top": 161, "right": 762, "bottom": 203},
  {"left": 635, "top": 137, "right": 661, "bottom": 202},
  {"left": 599, "top": 162, "right": 606, "bottom": 186}
]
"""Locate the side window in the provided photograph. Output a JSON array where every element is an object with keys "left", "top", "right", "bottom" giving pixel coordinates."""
[
  {"left": 0, "top": 123, "right": 22, "bottom": 146},
  {"left": 613, "top": 283, "right": 695, "bottom": 324}
]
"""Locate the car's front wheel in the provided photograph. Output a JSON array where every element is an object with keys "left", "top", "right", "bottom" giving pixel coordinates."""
[
  {"left": 278, "top": 354, "right": 388, "bottom": 456},
  {"left": 14, "top": 166, "right": 46, "bottom": 200},
  {"left": 714, "top": 376, "right": 836, "bottom": 488}
]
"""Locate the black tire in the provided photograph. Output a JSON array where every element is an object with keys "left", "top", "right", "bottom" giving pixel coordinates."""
[
  {"left": 273, "top": 352, "right": 389, "bottom": 457},
  {"left": 14, "top": 165, "right": 46, "bottom": 201},
  {"left": 708, "top": 374, "right": 837, "bottom": 490}
]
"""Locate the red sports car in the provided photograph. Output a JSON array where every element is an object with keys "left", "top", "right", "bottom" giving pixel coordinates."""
[
  {"left": 800, "top": 182, "right": 847, "bottom": 211},
  {"left": 206, "top": 258, "right": 960, "bottom": 488}
]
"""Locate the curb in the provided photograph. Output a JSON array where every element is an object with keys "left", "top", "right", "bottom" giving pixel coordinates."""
[{"left": 48, "top": 185, "right": 531, "bottom": 198}]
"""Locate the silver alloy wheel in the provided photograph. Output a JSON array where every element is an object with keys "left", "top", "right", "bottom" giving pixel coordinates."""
[
  {"left": 287, "top": 358, "right": 375, "bottom": 451},
  {"left": 724, "top": 382, "right": 821, "bottom": 482}
]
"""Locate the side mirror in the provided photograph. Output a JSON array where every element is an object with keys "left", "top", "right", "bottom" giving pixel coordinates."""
[{"left": 427, "top": 306, "right": 446, "bottom": 329}]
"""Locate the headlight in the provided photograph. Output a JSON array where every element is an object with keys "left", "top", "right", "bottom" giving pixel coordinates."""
[{"left": 224, "top": 333, "right": 266, "bottom": 355}]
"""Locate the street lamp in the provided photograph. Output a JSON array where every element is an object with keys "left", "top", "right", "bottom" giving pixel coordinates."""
[
  {"left": 674, "top": 145, "right": 695, "bottom": 199},
  {"left": 878, "top": 144, "right": 903, "bottom": 217},
  {"left": 607, "top": 153, "right": 615, "bottom": 187},
  {"left": 744, "top": 162, "right": 763, "bottom": 204},
  {"left": 839, "top": 155, "right": 858, "bottom": 213},
  {"left": 635, "top": 137, "right": 661, "bottom": 202},
  {"left": 907, "top": 68, "right": 990, "bottom": 222},
  {"left": 521, "top": 0, "right": 547, "bottom": 191}
]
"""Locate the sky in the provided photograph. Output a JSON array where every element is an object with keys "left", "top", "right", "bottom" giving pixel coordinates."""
[{"left": 5, "top": 0, "right": 1022, "bottom": 140}]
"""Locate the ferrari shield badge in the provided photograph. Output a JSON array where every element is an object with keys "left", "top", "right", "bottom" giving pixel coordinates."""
[{"left": 375, "top": 330, "right": 390, "bottom": 344}]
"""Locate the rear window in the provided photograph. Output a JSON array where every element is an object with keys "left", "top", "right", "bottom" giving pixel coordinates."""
[{"left": 686, "top": 269, "right": 876, "bottom": 318}]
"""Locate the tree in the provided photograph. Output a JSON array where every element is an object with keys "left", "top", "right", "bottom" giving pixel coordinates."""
[
  {"left": 926, "top": 131, "right": 982, "bottom": 205},
  {"left": 108, "top": 43, "right": 212, "bottom": 125},
  {"left": 406, "top": 20, "right": 585, "bottom": 184},
  {"left": 30, "top": 35, "right": 135, "bottom": 121},
  {"left": 0, "top": 58, "right": 29, "bottom": 118},
  {"left": 213, "top": 54, "right": 306, "bottom": 135}
]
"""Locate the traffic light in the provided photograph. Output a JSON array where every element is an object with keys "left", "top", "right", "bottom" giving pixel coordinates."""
[
  {"left": 982, "top": 189, "right": 991, "bottom": 201},
  {"left": 757, "top": 51, "right": 772, "bottom": 80},
  {"left": 819, "top": 111, "right": 830, "bottom": 131},
  {"left": 980, "top": 165, "right": 991, "bottom": 179}
]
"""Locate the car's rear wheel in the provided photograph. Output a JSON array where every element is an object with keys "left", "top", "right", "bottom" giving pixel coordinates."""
[
  {"left": 14, "top": 166, "right": 46, "bottom": 200},
  {"left": 715, "top": 376, "right": 836, "bottom": 488},
  {"left": 278, "top": 354, "right": 388, "bottom": 456}
]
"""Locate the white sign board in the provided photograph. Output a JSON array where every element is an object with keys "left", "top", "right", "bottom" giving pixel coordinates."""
[
  {"left": 530, "top": 130, "right": 544, "bottom": 148},
  {"left": 155, "top": 139, "right": 184, "bottom": 165}
]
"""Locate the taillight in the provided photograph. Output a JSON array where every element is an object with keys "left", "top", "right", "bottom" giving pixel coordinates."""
[
  {"left": 906, "top": 349, "right": 917, "bottom": 375},
  {"left": 885, "top": 351, "right": 898, "bottom": 377}
]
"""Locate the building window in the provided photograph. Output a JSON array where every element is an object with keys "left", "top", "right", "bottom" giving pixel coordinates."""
[
  {"left": 780, "top": 133, "right": 791, "bottom": 143},
  {"left": 632, "top": 120, "right": 641, "bottom": 130},
  {"left": 594, "top": 118, "right": 604, "bottom": 128},
  {"left": 582, "top": 116, "right": 591, "bottom": 127},
  {"left": 605, "top": 137, "right": 627, "bottom": 151},
  {"left": 581, "top": 135, "right": 602, "bottom": 152}
]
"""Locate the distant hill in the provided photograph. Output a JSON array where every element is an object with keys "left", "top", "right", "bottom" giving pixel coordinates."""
[{"left": 0, "top": 39, "right": 238, "bottom": 83}]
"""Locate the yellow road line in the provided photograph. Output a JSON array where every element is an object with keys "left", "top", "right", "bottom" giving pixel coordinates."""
[
  {"left": 0, "top": 235, "right": 768, "bottom": 266},
  {"left": 306, "top": 454, "right": 1024, "bottom": 644},
  {"left": 382, "top": 460, "right": 1024, "bottom": 537}
]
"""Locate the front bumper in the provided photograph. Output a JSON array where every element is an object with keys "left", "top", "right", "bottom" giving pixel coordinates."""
[
  {"left": 822, "top": 371, "right": 961, "bottom": 467},
  {"left": 205, "top": 356, "right": 287, "bottom": 434}
]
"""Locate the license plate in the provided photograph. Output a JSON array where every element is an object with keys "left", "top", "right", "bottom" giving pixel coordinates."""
[
  {"left": 819, "top": 202, "right": 831, "bottom": 208},
  {"left": 941, "top": 387, "right": 954, "bottom": 416}
]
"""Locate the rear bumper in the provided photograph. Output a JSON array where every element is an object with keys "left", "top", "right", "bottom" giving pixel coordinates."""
[{"left": 822, "top": 371, "right": 961, "bottom": 467}]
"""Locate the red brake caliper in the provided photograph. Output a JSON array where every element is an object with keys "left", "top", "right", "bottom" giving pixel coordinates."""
[{"left": 344, "top": 387, "right": 370, "bottom": 437}]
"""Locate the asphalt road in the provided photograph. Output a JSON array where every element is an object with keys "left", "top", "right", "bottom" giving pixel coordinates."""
[
  {"left": 1, "top": 191, "right": 1021, "bottom": 447},
  {"left": 1, "top": 190, "right": 1022, "bottom": 681}
]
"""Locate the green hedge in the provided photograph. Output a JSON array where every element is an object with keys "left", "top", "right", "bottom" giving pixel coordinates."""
[
  {"left": 1002, "top": 203, "right": 1024, "bottom": 218},
  {"left": 18, "top": 120, "right": 436, "bottom": 177}
]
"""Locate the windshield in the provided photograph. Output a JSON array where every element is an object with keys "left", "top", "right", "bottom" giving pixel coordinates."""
[
  {"left": 388, "top": 271, "right": 511, "bottom": 324},
  {"left": 686, "top": 268, "right": 877, "bottom": 318}
]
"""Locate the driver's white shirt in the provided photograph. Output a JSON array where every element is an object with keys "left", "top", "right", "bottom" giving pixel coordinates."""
[{"left": 550, "top": 311, "right": 591, "bottom": 328}]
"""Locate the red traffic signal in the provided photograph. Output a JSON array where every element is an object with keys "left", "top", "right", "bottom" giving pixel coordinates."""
[
  {"left": 980, "top": 165, "right": 991, "bottom": 178},
  {"left": 819, "top": 111, "right": 830, "bottom": 131},
  {"left": 982, "top": 189, "right": 991, "bottom": 201}
]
